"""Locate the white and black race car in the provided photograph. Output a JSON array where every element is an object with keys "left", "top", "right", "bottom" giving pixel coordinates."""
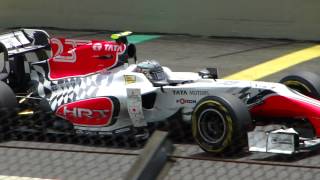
[{"left": 1, "top": 29, "right": 320, "bottom": 155}]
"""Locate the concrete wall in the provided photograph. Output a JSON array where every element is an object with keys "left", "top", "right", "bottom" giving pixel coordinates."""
[{"left": 0, "top": 0, "right": 319, "bottom": 40}]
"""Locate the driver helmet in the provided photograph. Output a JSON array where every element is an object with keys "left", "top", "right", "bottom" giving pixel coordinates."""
[{"left": 136, "top": 60, "right": 167, "bottom": 82}]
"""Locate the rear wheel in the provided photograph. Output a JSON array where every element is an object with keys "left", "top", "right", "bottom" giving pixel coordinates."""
[
  {"left": 192, "top": 94, "right": 252, "bottom": 155},
  {"left": 0, "top": 81, "right": 17, "bottom": 109},
  {"left": 0, "top": 81, "right": 17, "bottom": 141},
  {"left": 280, "top": 71, "right": 320, "bottom": 99}
]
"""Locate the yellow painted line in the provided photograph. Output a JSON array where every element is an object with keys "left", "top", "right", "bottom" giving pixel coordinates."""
[
  {"left": 223, "top": 45, "right": 320, "bottom": 80},
  {"left": 0, "top": 175, "right": 58, "bottom": 180}
]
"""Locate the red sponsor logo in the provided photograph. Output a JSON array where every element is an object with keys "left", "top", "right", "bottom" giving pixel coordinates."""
[
  {"left": 176, "top": 98, "right": 196, "bottom": 104},
  {"left": 92, "top": 43, "right": 103, "bottom": 51},
  {"left": 56, "top": 97, "right": 114, "bottom": 126}
]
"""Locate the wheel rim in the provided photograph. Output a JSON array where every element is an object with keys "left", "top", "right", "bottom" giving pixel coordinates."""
[
  {"left": 284, "top": 80, "right": 313, "bottom": 97},
  {"left": 198, "top": 108, "right": 226, "bottom": 144}
]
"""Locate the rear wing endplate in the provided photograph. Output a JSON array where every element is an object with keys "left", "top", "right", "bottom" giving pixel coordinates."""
[{"left": 0, "top": 29, "right": 50, "bottom": 88}]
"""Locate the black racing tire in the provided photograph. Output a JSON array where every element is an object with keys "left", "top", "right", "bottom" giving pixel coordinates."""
[
  {"left": 0, "top": 81, "right": 17, "bottom": 141},
  {"left": 192, "top": 94, "right": 252, "bottom": 155},
  {"left": 280, "top": 71, "right": 320, "bottom": 99},
  {"left": 0, "top": 81, "right": 17, "bottom": 109}
]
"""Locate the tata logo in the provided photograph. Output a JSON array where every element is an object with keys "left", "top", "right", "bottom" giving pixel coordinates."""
[
  {"left": 173, "top": 90, "right": 209, "bottom": 96},
  {"left": 104, "top": 44, "right": 126, "bottom": 54},
  {"left": 91, "top": 43, "right": 126, "bottom": 54},
  {"left": 92, "top": 43, "right": 103, "bottom": 51},
  {"left": 173, "top": 90, "right": 187, "bottom": 95}
]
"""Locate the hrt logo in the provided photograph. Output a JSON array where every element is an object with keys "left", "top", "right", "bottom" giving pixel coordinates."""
[
  {"left": 56, "top": 97, "right": 114, "bottom": 126},
  {"left": 61, "top": 106, "right": 109, "bottom": 119}
]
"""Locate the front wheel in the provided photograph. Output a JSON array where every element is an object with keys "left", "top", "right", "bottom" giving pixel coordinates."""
[
  {"left": 192, "top": 94, "right": 252, "bottom": 155},
  {"left": 280, "top": 71, "right": 320, "bottom": 99}
]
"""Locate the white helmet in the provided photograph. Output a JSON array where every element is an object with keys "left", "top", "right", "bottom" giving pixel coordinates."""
[{"left": 136, "top": 60, "right": 166, "bottom": 82}]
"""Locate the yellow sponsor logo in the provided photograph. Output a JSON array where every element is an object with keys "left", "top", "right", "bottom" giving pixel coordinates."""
[{"left": 124, "top": 75, "right": 136, "bottom": 84}]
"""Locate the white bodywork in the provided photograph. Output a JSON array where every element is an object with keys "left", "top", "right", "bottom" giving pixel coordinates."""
[{"left": 57, "top": 63, "right": 307, "bottom": 134}]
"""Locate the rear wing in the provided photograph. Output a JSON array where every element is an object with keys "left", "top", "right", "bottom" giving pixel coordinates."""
[
  {"left": 0, "top": 29, "right": 50, "bottom": 91},
  {"left": 0, "top": 29, "right": 50, "bottom": 58}
]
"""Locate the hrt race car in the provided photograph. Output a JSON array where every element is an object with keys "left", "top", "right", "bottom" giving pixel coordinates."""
[{"left": 1, "top": 29, "right": 320, "bottom": 155}]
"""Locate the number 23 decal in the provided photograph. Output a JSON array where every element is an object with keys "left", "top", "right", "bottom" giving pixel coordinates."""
[{"left": 50, "top": 38, "right": 91, "bottom": 63}]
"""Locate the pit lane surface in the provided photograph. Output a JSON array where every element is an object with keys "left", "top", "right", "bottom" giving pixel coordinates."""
[{"left": 1, "top": 29, "right": 320, "bottom": 180}]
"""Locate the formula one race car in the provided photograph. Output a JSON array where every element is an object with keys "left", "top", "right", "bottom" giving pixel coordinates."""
[{"left": 1, "top": 29, "right": 320, "bottom": 155}]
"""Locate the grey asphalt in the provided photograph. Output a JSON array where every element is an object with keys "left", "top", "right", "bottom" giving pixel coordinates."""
[{"left": 0, "top": 29, "right": 320, "bottom": 179}]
